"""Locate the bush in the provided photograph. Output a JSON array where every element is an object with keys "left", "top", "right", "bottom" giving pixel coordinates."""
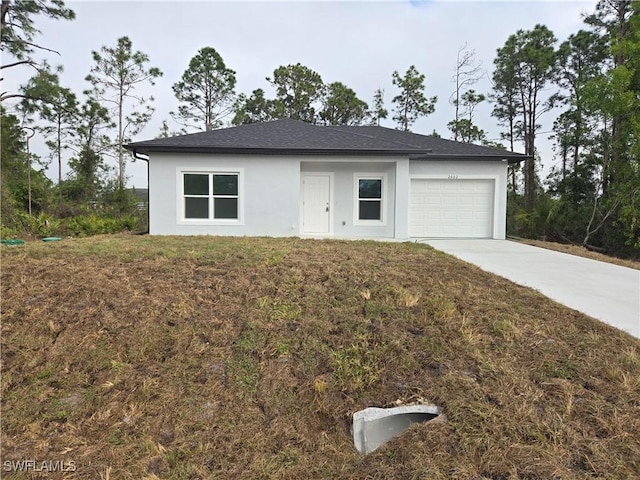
[
  {"left": 508, "top": 193, "right": 556, "bottom": 240},
  {"left": 1, "top": 209, "right": 145, "bottom": 239},
  {"left": 5, "top": 211, "right": 62, "bottom": 238},
  {"left": 63, "top": 214, "right": 140, "bottom": 237},
  {"left": 0, "top": 223, "right": 20, "bottom": 239},
  {"left": 50, "top": 201, "right": 87, "bottom": 219}
]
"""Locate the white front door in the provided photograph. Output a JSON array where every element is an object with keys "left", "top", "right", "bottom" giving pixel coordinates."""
[{"left": 301, "top": 174, "right": 331, "bottom": 234}]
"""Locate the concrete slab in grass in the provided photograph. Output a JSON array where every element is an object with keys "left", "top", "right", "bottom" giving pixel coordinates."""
[{"left": 353, "top": 405, "right": 440, "bottom": 454}]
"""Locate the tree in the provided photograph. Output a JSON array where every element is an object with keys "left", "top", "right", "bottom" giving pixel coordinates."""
[
  {"left": 232, "top": 88, "right": 276, "bottom": 125},
  {"left": 447, "top": 89, "right": 487, "bottom": 143},
  {"left": 580, "top": 1, "right": 640, "bottom": 250},
  {"left": 552, "top": 30, "right": 608, "bottom": 180},
  {"left": 449, "top": 43, "right": 484, "bottom": 141},
  {"left": 492, "top": 25, "right": 558, "bottom": 212},
  {"left": 1, "top": 107, "right": 26, "bottom": 215},
  {"left": 319, "top": 82, "right": 368, "bottom": 126},
  {"left": 85, "top": 36, "right": 162, "bottom": 189},
  {"left": 267, "top": 63, "right": 324, "bottom": 122},
  {"left": 490, "top": 53, "right": 520, "bottom": 154},
  {"left": 65, "top": 99, "right": 113, "bottom": 202},
  {"left": 491, "top": 41, "right": 523, "bottom": 194},
  {"left": 0, "top": 0, "right": 75, "bottom": 102},
  {"left": 585, "top": 1, "right": 636, "bottom": 189},
  {"left": 157, "top": 119, "right": 185, "bottom": 138},
  {"left": 1, "top": 106, "right": 51, "bottom": 217},
  {"left": 21, "top": 66, "right": 78, "bottom": 186},
  {"left": 171, "top": 47, "right": 236, "bottom": 131},
  {"left": 391, "top": 65, "right": 437, "bottom": 131},
  {"left": 158, "top": 120, "right": 171, "bottom": 138},
  {"left": 585, "top": 0, "right": 633, "bottom": 69},
  {"left": 540, "top": 2, "right": 640, "bottom": 255},
  {"left": 369, "top": 88, "right": 387, "bottom": 126}
]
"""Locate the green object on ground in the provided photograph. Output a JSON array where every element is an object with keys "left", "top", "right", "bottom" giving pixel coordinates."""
[
  {"left": 42, "top": 237, "right": 62, "bottom": 242},
  {"left": 1, "top": 239, "right": 25, "bottom": 245}
]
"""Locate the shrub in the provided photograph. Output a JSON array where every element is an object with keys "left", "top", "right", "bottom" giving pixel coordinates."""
[
  {"left": 63, "top": 214, "right": 140, "bottom": 237},
  {"left": 7, "top": 211, "right": 62, "bottom": 237}
]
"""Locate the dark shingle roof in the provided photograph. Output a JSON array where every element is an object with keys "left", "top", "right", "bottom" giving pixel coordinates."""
[{"left": 126, "top": 118, "right": 526, "bottom": 163}]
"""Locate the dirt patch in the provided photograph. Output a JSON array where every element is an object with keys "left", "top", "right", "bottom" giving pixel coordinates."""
[{"left": 2, "top": 235, "right": 639, "bottom": 478}]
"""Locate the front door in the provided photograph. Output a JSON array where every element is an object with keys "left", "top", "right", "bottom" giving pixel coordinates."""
[{"left": 301, "top": 174, "right": 331, "bottom": 234}]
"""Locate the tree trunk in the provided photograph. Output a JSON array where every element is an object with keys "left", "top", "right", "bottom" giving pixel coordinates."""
[
  {"left": 403, "top": 93, "right": 409, "bottom": 131},
  {"left": 118, "top": 88, "right": 124, "bottom": 190},
  {"left": 508, "top": 112, "right": 514, "bottom": 153},
  {"left": 524, "top": 160, "right": 535, "bottom": 212},
  {"left": 27, "top": 141, "right": 32, "bottom": 216},
  {"left": 607, "top": 0, "right": 632, "bottom": 194},
  {"left": 573, "top": 95, "right": 582, "bottom": 171},
  {"left": 57, "top": 115, "right": 62, "bottom": 202}
]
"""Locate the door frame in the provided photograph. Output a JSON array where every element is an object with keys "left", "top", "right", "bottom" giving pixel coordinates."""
[{"left": 300, "top": 172, "right": 334, "bottom": 235}]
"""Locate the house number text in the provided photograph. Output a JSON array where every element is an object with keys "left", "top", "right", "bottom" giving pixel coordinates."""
[{"left": 448, "top": 175, "right": 459, "bottom": 180}]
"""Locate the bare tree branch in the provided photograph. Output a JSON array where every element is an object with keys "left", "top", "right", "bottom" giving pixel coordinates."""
[
  {"left": 0, "top": 92, "right": 40, "bottom": 102},
  {"left": 21, "top": 40, "right": 61, "bottom": 56},
  {"left": 1, "top": 59, "right": 38, "bottom": 70}
]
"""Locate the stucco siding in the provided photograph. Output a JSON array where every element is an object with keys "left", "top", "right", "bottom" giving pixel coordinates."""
[
  {"left": 301, "top": 158, "right": 400, "bottom": 238},
  {"left": 149, "top": 153, "right": 300, "bottom": 236},
  {"left": 147, "top": 153, "right": 508, "bottom": 239}
]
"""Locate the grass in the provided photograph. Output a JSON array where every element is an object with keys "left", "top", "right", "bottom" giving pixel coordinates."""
[
  {"left": 515, "top": 238, "right": 640, "bottom": 270},
  {"left": 2, "top": 234, "right": 639, "bottom": 479}
]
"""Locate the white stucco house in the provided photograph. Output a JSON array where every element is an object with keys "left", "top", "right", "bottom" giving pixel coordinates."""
[{"left": 125, "top": 119, "right": 526, "bottom": 239}]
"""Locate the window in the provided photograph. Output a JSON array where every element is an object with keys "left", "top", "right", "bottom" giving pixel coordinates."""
[
  {"left": 183, "top": 172, "right": 239, "bottom": 221},
  {"left": 357, "top": 177, "right": 383, "bottom": 222}
]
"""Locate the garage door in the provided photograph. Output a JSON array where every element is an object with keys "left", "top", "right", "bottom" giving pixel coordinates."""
[{"left": 410, "top": 179, "right": 494, "bottom": 238}]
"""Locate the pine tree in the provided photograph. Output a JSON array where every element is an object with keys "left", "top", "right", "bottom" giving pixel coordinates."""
[
  {"left": 85, "top": 36, "right": 162, "bottom": 189},
  {"left": 391, "top": 65, "right": 436, "bottom": 131}
]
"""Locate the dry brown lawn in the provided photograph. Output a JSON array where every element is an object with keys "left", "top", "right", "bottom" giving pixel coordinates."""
[
  {"left": 2, "top": 235, "right": 639, "bottom": 479},
  {"left": 515, "top": 239, "right": 640, "bottom": 271}
]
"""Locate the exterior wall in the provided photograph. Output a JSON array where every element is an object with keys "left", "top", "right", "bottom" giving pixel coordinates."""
[
  {"left": 301, "top": 158, "right": 401, "bottom": 239},
  {"left": 408, "top": 159, "right": 509, "bottom": 239},
  {"left": 394, "top": 158, "right": 410, "bottom": 239},
  {"left": 148, "top": 153, "right": 507, "bottom": 240},
  {"left": 149, "top": 153, "right": 300, "bottom": 236}
]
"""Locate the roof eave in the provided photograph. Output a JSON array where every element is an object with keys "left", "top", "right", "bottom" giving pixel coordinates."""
[
  {"left": 412, "top": 153, "right": 528, "bottom": 164},
  {"left": 124, "top": 143, "right": 527, "bottom": 164},
  {"left": 125, "top": 145, "right": 431, "bottom": 156}
]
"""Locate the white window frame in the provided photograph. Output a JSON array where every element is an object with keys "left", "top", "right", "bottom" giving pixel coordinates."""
[
  {"left": 353, "top": 173, "right": 387, "bottom": 226},
  {"left": 177, "top": 167, "right": 244, "bottom": 225}
]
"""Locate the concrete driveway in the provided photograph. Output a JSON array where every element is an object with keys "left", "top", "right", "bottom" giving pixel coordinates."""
[{"left": 423, "top": 239, "right": 640, "bottom": 339}]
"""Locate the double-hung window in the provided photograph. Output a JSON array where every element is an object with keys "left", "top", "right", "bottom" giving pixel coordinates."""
[
  {"left": 356, "top": 175, "right": 385, "bottom": 223},
  {"left": 183, "top": 172, "right": 239, "bottom": 221}
]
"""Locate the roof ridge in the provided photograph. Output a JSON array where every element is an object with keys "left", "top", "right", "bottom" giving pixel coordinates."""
[
  {"left": 324, "top": 125, "right": 428, "bottom": 150},
  {"left": 272, "top": 120, "right": 428, "bottom": 151}
]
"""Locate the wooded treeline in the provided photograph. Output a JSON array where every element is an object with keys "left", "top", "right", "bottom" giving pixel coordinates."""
[{"left": 1, "top": 0, "right": 638, "bottom": 256}]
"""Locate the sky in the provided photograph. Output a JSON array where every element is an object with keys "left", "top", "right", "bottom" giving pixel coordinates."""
[{"left": 2, "top": 0, "right": 599, "bottom": 189}]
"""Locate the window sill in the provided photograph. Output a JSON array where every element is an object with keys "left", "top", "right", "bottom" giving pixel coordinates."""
[
  {"left": 177, "top": 219, "right": 244, "bottom": 226},
  {"left": 353, "top": 220, "right": 386, "bottom": 227}
]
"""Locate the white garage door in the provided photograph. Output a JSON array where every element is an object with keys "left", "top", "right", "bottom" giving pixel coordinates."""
[{"left": 410, "top": 179, "right": 494, "bottom": 238}]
